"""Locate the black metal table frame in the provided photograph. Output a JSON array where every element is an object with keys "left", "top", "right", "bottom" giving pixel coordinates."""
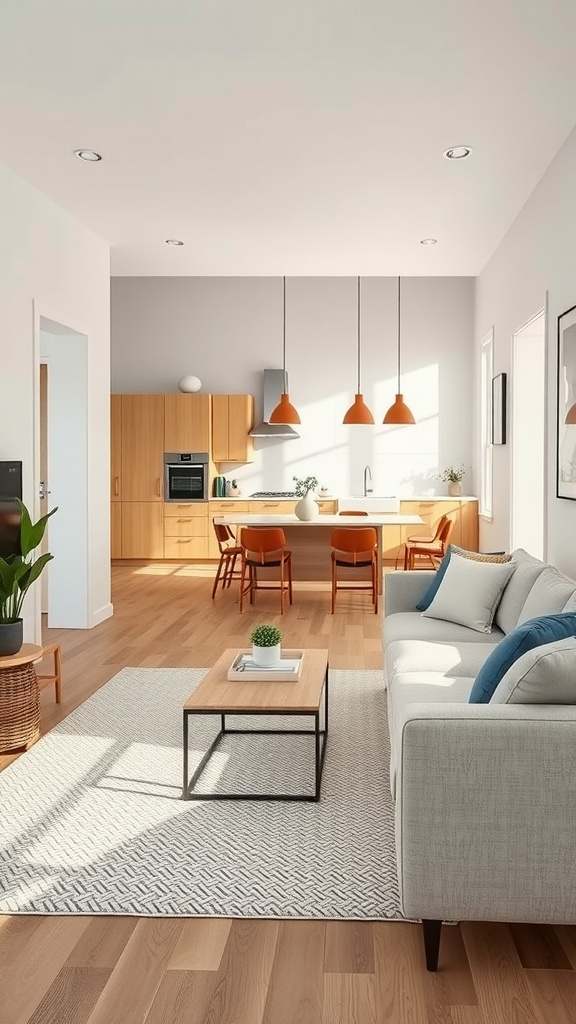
[{"left": 182, "top": 667, "right": 328, "bottom": 802}]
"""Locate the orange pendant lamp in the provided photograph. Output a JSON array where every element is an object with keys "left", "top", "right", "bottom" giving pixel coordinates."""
[
  {"left": 343, "top": 276, "right": 375, "bottom": 424},
  {"left": 269, "top": 276, "right": 301, "bottom": 425},
  {"left": 383, "top": 276, "right": 415, "bottom": 425},
  {"left": 566, "top": 402, "right": 576, "bottom": 424}
]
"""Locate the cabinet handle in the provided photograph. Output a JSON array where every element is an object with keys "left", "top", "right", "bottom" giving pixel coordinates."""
[
  {"left": 264, "top": 503, "right": 279, "bottom": 508},
  {"left": 156, "top": 478, "right": 162, "bottom": 496},
  {"left": 177, "top": 518, "right": 192, "bottom": 523},
  {"left": 114, "top": 476, "right": 119, "bottom": 496}
]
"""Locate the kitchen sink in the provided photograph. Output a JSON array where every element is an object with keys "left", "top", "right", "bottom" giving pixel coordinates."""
[{"left": 338, "top": 496, "right": 401, "bottom": 513}]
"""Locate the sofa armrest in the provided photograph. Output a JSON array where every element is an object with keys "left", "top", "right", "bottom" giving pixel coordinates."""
[
  {"left": 384, "top": 570, "right": 436, "bottom": 616},
  {"left": 395, "top": 702, "right": 576, "bottom": 924}
]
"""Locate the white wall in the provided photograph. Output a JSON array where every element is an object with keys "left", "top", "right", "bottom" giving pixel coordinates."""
[
  {"left": 0, "top": 160, "right": 111, "bottom": 640},
  {"left": 111, "top": 276, "right": 474, "bottom": 498},
  {"left": 475, "top": 125, "right": 576, "bottom": 578}
]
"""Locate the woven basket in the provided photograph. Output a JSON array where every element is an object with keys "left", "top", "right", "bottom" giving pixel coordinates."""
[{"left": 0, "top": 663, "right": 40, "bottom": 753}]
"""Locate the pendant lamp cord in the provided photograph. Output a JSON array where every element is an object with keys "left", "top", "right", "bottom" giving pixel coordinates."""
[
  {"left": 397, "top": 275, "right": 401, "bottom": 393},
  {"left": 357, "top": 275, "right": 361, "bottom": 393},
  {"left": 282, "top": 276, "right": 287, "bottom": 379}
]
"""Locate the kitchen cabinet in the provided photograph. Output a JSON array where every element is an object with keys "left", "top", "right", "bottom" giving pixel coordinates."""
[
  {"left": 121, "top": 395, "right": 165, "bottom": 501},
  {"left": 121, "top": 502, "right": 164, "bottom": 559},
  {"left": 165, "top": 394, "right": 211, "bottom": 452},
  {"left": 165, "top": 502, "right": 211, "bottom": 517},
  {"left": 212, "top": 395, "right": 254, "bottom": 463},
  {"left": 111, "top": 503, "right": 123, "bottom": 559},
  {"left": 382, "top": 499, "right": 479, "bottom": 564},
  {"left": 111, "top": 394, "right": 122, "bottom": 501},
  {"left": 164, "top": 536, "right": 209, "bottom": 559}
]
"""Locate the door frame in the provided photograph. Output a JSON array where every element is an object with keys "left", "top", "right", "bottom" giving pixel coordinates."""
[{"left": 509, "top": 301, "right": 548, "bottom": 559}]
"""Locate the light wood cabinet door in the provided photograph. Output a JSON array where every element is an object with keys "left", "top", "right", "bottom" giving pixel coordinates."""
[
  {"left": 121, "top": 395, "right": 164, "bottom": 501},
  {"left": 111, "top": 502, "right": 123, "bottom": 559},
  {"left": 460, "top": 499, "right": 479, "bottom": 551},
  {"left": 209, "top": 501, "right": 249, "bottom": 513},
  {"left": 111, "top": 394, "right": 122, "bottom": 501},
  {"left": 165, "top": 502, "right": 210, "bottom": 517},
  {"left": 165, "top": 394, "right": 211, "bottom": 452},
  {"left": 164, "top": 536, "right": 209, "bottom": 559},
  {"left": 121, "top": 502, "right": 164, "bottom": 559},
  {"left": 212, "top": 395, "right": 254, "bottom": 463},
  {"left": 164, "top": 515, "right": 209, "bottom": 538}
]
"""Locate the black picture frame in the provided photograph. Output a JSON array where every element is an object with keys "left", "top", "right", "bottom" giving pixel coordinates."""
[
  {"left": 491, "top": 373, "right": 507, "bottom": 445},
  {"left": 556, "top": 303, "right": 576, "bottom": 500}
]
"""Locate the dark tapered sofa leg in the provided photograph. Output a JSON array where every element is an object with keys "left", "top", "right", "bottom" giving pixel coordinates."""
[{"left": 422, "top": 919, "right": 442, "bottom": 971}]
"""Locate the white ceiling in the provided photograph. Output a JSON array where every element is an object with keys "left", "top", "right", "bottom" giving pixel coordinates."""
[{"left": 1, "top": 0, "right": 576, "bottom": 276}]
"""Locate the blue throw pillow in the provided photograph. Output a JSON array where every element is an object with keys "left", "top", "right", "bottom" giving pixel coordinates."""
[
  {"left": 469, "top": 612, "right": 576, "bottom": 703},
  {"left": 416, "top": 546, "right": 453, "bottom": 611}
]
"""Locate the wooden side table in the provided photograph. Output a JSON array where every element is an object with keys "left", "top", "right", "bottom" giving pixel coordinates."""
[{"left": 0, "top": 644, "right": 43, "bottom": 753}]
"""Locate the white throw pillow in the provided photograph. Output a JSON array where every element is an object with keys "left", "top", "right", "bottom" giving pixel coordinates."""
[
  {"left": 422, "top": 552, "right": 516, "bottom": 633},
  {"left": 491, "top": 637, "right": 576, "bottom": 704}
]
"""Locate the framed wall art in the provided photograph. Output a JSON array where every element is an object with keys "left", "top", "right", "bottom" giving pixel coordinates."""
[
  {"left": 491, "top": 372, "right": 507, "bottom": 445},
  {"left": 557, "top": 303, "right": 576, "bottom": 500}
]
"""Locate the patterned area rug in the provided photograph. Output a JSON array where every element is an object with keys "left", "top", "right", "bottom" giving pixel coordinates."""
[{"left": 0, "top": 667, "right": 402, "bottom": 920}]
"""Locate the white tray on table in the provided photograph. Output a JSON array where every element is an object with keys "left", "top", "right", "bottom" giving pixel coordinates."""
[{"left": 227, "top": 649, "right": 304, "bottom": 681}]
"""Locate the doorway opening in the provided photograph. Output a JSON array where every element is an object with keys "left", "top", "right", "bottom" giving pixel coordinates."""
[
  {"left": 511, "top": 309, "right": 546, "bottom": 559},
  {"left": 38, "top": 314, "right": 89, "bottom": 629}
]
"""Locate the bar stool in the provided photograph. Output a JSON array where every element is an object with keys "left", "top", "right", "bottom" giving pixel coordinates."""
[
  {"left": 239, "top": 528, "right": 293, "bottom": 614},
  {"left": 404, "top": 516, "right": 453, "bottom": 570},
  {"left": 212, "top": 522, "right": 243, "bottom": 599},
  {"left": 330, "top": 526, "right": 378, "bottom": 614}
]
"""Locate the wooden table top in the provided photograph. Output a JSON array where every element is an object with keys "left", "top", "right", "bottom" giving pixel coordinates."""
[
  {"left": 184, "top": 648, "right": 329, "bottom": 713},
  {"left": 0, "top": 644, "right": 43, "bottom": 668}
]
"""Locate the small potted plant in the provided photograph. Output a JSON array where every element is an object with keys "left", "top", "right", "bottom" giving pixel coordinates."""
[
  {"left": 438, "top": 464, "right": 466, "bottom": 497},
  {"left": 0, "top": 499, "right": 57, "bottom": 656},
  {"left": 293, "top": 475, "right": 319, "bottom": 521},
  {"left": 250, "top": 624, "right": 282, "bottom": 667}
]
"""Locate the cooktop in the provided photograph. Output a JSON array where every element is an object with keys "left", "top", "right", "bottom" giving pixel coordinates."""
[{"left": 250, "top": 491, "right": 297, "bottom": 498}]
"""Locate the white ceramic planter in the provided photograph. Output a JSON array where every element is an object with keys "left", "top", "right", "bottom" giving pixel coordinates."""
[
  {"left": 448, "top": 481, "right": 462, "bottom": 497},
  {"left": 252, "top": 643, "right": 281, "bottom": 667},
  {"left": 295, "top": 489, "right": 319, "bottom": 521}
]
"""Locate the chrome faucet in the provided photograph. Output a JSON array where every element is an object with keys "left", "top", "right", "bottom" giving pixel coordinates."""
[{"left": 363, "top": 465, "right": 373, "bottom": 497}]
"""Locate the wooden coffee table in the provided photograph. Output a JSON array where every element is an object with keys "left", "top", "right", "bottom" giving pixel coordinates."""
[{"left": 182, "top": 648, "right": 329, "bottom": 802}]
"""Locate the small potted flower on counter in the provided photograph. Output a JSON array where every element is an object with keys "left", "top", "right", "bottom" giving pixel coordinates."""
[
  {"left": 438, "top": 464, "right": 466, "bottom": 497},
  {"left": 250, "top": 624, "right": 282, "bottom": 667}
]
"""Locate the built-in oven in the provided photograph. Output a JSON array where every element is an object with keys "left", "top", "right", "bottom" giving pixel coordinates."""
[{"left": 164, "top": 453, "right": 209, "bottom": 502}]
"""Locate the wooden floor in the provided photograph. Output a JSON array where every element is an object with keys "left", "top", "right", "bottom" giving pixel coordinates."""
[{"left": 1, "top": 564, "right": 576, "bottom": 1024}]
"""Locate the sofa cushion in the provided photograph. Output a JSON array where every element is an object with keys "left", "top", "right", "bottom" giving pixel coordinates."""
[
  {"left": 469, "top": 612, "right": 576, "bottom": 704},
  {"left": 491, "top": 637, "right": 576, "bottom": 705},
  {"left": 388, "top": 671, "right": 474, "bottom": 796},
  {"left": 495, "top": 548, "right": 547, "bottom": 634},
  {"left": 385, "top": 611, "right": 505, "bottom": 648},
  {"left": 416, "top": 545, "right": 511, "bottom": 612},
  {"left": 517, "top": 567, "right": 576, "bottom": 625},
  {"left": 386, "top": 639, "right": 496, "bottom": 684},
  {"left": 422, "top": 553, "right": 515, "bottom": 633},
  {"left": 564, "top": 592, "right": 576, "bottom": 612}
]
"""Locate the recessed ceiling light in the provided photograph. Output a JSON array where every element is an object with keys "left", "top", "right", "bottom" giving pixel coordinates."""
[
  {"left": 74, "top": 149, "right": 102, "bottom": 162},
  {"left": 420, "top": 238, "right": 438, "bottom": 245},
  {"left": 165, "top": 239, "right": 184, "bottom": 246},
  {"left": 443, "top": 146, "right": 472, "bottom": 160}
]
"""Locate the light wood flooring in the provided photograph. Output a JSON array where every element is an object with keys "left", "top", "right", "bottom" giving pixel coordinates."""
[{"left": 1, "top": 563, "right": 576, "bottom": 1024}]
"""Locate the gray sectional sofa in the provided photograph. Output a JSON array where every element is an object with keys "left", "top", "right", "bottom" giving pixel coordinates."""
[{"left": 384, "top": 548, "right": 576, "bottom": 970}]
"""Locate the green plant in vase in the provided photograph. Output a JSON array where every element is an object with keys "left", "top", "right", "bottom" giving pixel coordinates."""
[
  {"left": 293, "top": 475, "right": 319, "bottom": 521},
  {"left": 0, "top": 500, "right": 57, "bottom": 656},
  {"left": 250, "top": 624, "right": 282, "bottom": 667}
]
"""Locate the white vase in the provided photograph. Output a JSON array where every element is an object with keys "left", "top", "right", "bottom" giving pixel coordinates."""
[
  {"left": 448, "top": 481, "right": 462, "bottom": 497},
  {"left": 295, "top": 489, "right": 319, "bottom": 521},
  {"left": 177, "top": 375, "right": 202, "bottom": 393},
  {"left": 252, "top": 643, "right": 281, "bottom": 667}
]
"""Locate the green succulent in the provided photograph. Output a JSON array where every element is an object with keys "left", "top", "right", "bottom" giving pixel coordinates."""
[{"left": 250, "top": 624, "right": 282, "bottom": 647}]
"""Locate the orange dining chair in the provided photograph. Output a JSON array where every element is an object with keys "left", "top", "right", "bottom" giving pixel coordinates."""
[
  {"left": 211, "top": 522, "right": 243, "bottom": 599},
  {"left": 239, "top": 528, "right": 293, "bottom": 613},
  {"left": 330, "top": 526, "right": 379, "bottom": 614},
  {"left": 404, "top": 515, "right": 454, "bottom": 570},
  {"left": 338, "top": 510, "right": 369, "bottom": 516}
]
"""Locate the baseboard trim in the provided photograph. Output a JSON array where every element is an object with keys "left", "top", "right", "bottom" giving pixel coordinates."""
[{"left": 91, "top": 603, "right": 113, "bottom": 627}]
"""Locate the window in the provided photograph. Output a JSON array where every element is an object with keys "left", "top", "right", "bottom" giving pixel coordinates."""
[{"left": 479, "top": 330, "right": 493, "bottom": 518}]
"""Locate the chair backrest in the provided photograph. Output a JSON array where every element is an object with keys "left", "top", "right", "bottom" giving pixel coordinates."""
[
  {"left": 213, "top": 521, "right": 235, "bottom": 552},
  {"left": 338, "top": 510, "right": 369, "bottom": 516},
  {"left": 438, "top": 516, "right": 454, "bottom": 552},
  {"left": 331, "top": 527, "right": 377, "bottom": 562},
  {"left": 430, "top": 514, "right": 449, "bottom": 544},
  {"left": 241, "top": 527, "right": 287, "bottom": 563}
]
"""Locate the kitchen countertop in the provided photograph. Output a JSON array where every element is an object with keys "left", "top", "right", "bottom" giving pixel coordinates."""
[
  {"left": 214, "top": 513, "right": 424, "bottom": 527},
  {"left": 210, "top": 495, "right": 477, "bottom": 502}
]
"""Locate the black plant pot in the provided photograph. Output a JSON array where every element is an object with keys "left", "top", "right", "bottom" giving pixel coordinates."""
[{"left": 0, "top": 619, "right": 23, "bottom": 657}]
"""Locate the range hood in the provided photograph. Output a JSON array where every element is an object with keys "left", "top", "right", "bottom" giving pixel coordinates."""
[{"left": 250, "top": 369, "right": 300, "bottom": 439}]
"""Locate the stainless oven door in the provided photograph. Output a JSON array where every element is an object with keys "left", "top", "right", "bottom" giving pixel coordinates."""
[{"left": 165, "top": 463, "right": 206, "bottom": 502}]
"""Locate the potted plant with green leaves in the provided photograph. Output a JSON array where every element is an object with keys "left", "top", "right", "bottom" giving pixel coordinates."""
[
  {"left": 438, "top": 464, "right": 466, "bottom": 498},
  {"left": 250, "top": 624, "right": 282, "bottom": 668},
  {"left": 0, "top": 500, "right": 57, "bottom": 656},
  {"left": 293, "top": 474, "right": 319, "bottom": 521}
]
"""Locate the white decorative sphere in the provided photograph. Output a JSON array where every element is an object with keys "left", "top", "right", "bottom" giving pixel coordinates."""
[{"left": 178, "top": 375, "right": 202, "bottom": 393}]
